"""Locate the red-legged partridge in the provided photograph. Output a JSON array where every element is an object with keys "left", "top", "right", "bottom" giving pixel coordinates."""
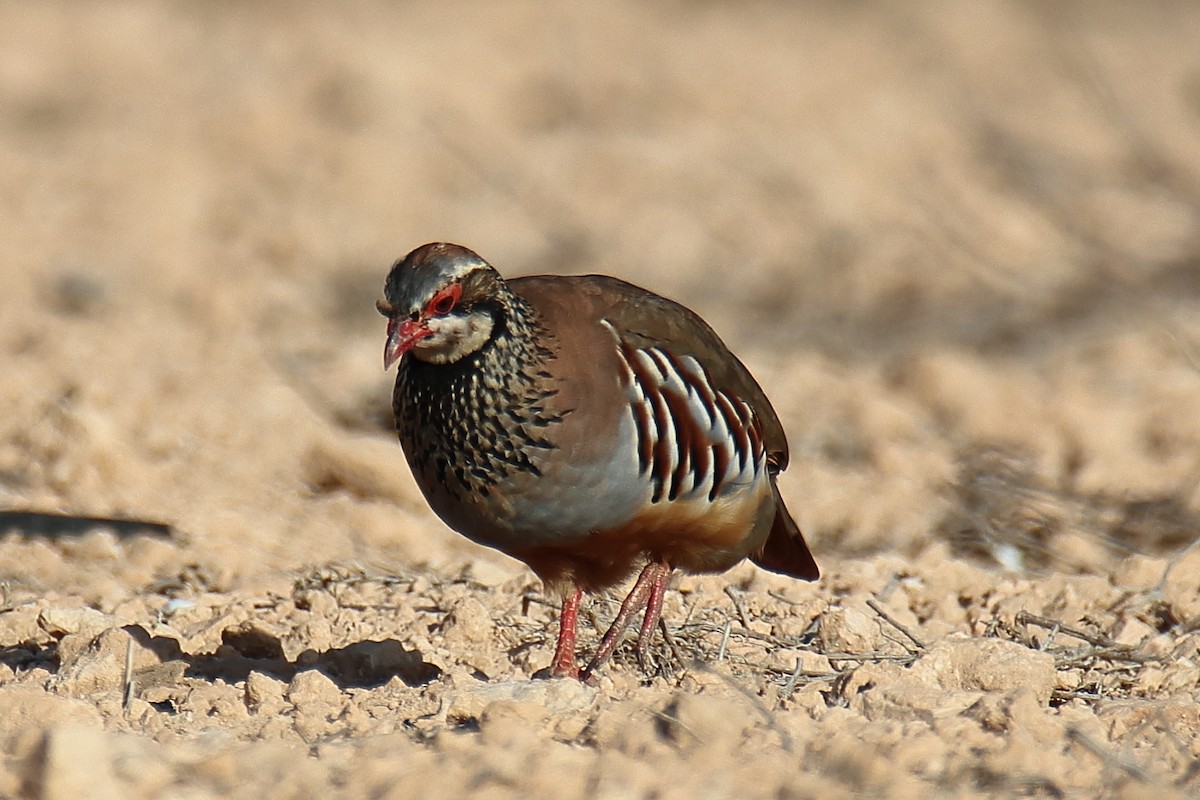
[{"left": 378, "top": 242, "right": 819, "bottom": 679}]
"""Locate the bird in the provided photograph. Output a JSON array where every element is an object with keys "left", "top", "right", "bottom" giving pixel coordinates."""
[{"left": 377, "top": 242, "right": 818, "bottom": 680}]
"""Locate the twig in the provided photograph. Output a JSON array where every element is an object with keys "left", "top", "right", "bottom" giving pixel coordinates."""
[
  {"left": 649, "top": 708, "right": 701, "bottom": 744},
  {"left": 723, "top": 586, "right": 753, "bottom": 630},
  {"left": 1155, "top": 537, "right": 1200, "bottom": 595},
  {"left": 821, "top": 651, "right": 919, "bottom": 665},
  {"left": 1016, "top": 611, "right": 1120, "bottom": 649},
  {"left": 766, "top": 590, "right": 809, "bottom": 606},
  {"left": 687, "top": 622, "right": 790, "bottom": 647},
  {"left": 867, "top": 598, "right": 926, "bottom": 650},
  {"left": 875, "top": 575, "right": 901, "bottom": 603},
  {"left": 122, "top": 636, "right": 135, "bottom": 712},
  {"left": 689, "top": 661, "right": 793, "bottom": 753},
  {"left": 1066, "top": 726, "right": 1152, "bottom": 783},
  {"left": 1054, "top": 646, "right": 1155, "bottom": 669},
  {"left": 780, "top": 658, "right": 805, "bottom": 699},
  {"left": 715, "top": 620, "right": 732, "bottom": 662},
  {"left": 1052, "top": 687, "right": 1107, "bottom": 704},
  {"left": 658, "top": 617, "right": 688, "bottom": 678}
]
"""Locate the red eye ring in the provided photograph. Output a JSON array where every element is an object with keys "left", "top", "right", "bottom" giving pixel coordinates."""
[{"left": 426, "top": 284, "right": 462, "bottom": 316}]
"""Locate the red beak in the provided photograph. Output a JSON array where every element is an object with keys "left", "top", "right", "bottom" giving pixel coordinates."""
[{"left": 384, "top": 318, "right": 430, "bottom": 369}]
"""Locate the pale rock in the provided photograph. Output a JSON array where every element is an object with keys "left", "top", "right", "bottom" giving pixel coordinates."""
[
  {"left": 282, "top": 616, "right": 333, "bottom": 661},
  {"left": 184, "top": 683, "right": 252, "bottom": 723},
  {"left": 49, "top": 625, "right": 183, "bottom": 698},
  {"left": 845, "top": 662, "right": 981, "bottom": 723},
  {"left": 441, "top": 596, "right": 494, "bottom": 646},
  {"left": 287, "top": 668, "right": 343, "bottom": 707},
  {"left": 38, "top": 606, "right": 115, "bottom": 638},
  {"left": 443, "top": 675, "right": 595, "bottom": 725},
  {"left": 817, "top": 604, "right": 884, "bottom": 654},
  {"left": 288, "top": 668, "right": 345, "bottom": 739},
  {"left": 0, "top": 604, "right": 44, "bottom": 647},
  {"left": 245, "top": 670, "right": 288, "bottom": 715},
  {"left": 1111, "top": 616, "right": 1155, "bottom": 647},
  {"left": 909, "top": 636, "right": 1057, "bottom": 705}
]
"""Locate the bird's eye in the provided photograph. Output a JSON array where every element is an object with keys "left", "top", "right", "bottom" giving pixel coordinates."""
[{"left": 427, "top": 284, "right": 462, "bottom": 316}]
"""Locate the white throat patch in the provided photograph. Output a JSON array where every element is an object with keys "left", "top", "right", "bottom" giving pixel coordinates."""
[{"left": 411, "top": 309, "right": 495, "bottom": 364}]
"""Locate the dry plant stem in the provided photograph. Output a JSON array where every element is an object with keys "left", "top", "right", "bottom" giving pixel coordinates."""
[
  {"left": 690, "top": 661, "right": 794, "bottom": 753},
  {"left": 122, "top": 636, "right": 135, "bottom": 712},
  {"left": 1066, "top": 726, "right": 1152, "bottom": 783},
  {"left": 1016, "top": 611, "right": 1121, "bottom": 649},
  {"left": 581, "top": 560, "right": 671, "bottom": 680},
  {"left": 657, "top": 617, "right": 688, "bottom": 677},
  {"left": 1156, "top": 537, "right": 1200, "bottom": 593},
  {"left": 716, "top": 620, "right": 732, "bottom": 662},
  {"left": 724, "top": 586, "right": 753, "bottom": 629},
  {"left": 781, "top": 658, "right": 805, "bottom": 698},
  {"left": 867, "top": 598, "right": 926, "bottom": 650}
]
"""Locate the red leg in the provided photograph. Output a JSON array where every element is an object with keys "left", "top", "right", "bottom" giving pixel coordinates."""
[
  {"left": 548, "top": 588, "right": 582, "bottom": 679},
  {"left": 634, "top": 566, "right": 670, "bottom": 671},
  {"left": 582, "top": 560, "right": 672, "bottom": 680}
]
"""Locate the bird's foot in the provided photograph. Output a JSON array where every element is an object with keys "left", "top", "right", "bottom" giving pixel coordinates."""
[
  {"left": 581, "top": 560, "right": 672, "bottom": 680},
  {"left": 534, "top": 662, "right": 582, "bottom": 680}
]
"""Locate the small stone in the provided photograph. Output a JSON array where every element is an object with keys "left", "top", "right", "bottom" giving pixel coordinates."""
[
  {"left": 282, "top": 617, "right": 333, "bottom": 661},
  {"left": 287, "top": 668, "right": 343, "bottom": 707},
  {"left": 245, "top": 671, "right": 288, "bottom": 715},
  {"left": 38, "top": 606, "right": 114, "bottom": 638},
  {"left": 1111, "top": 616, "right": 1155, "bottom": 647},
  {"left": 442, "top": 597, "right": 494, "bottom": 646},
  {"left": 817, "top": 604, "right": 883, "bottom": 654},
  {"left": 50, "top": 625, "right": 183, "bottom": 698}
]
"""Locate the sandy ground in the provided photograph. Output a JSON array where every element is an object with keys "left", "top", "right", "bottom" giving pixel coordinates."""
[{"left": 3, "top": 1, "right": 1200, "bottom": 797}]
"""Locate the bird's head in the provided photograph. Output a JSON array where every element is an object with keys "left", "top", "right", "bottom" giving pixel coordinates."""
[{"left": 377, "top": 243, "right": 505, "bottom": 368}]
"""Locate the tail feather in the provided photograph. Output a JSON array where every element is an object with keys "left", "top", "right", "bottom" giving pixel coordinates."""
[{"left": 751, "top": 487, "right": 819, "bottom": 580}]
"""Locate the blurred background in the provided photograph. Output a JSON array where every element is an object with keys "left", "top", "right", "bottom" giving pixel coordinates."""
[{"left": 1, "top": 0, "right": 1199, "bottom": 595}]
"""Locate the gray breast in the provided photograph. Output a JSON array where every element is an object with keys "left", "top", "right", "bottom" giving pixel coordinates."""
[{"left": 394, "top": 344, "right": 649, "bottom": 552}]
